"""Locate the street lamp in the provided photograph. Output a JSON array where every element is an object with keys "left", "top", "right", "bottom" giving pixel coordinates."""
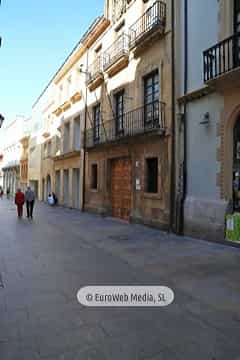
[{"left": 0, "top": 114, "right": 5, "bottom": 128}]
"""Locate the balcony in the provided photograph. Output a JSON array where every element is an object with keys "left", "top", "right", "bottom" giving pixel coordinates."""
[
  {"left": 129, "top": 1, "right": 166, "bottom": 55},
  {"left": 85, "top": 101, "right": 166, "bottom": 149},
  {"left": 103, "top": 34, "right": 129, "bottom": 77},
  {"left": 70, "top": 91, "right": 82, "bottom": 104},
  {"left": 53, "top": 107, "right": 63, "bottom": 117},
  {"left": 203, "top": 33, "right": 240, "bottom": 87},
  {"left": 61, "top": 101, "right": 71, "bottom": 112},
  {"left": 86, "top": 56, "right": 104, "bottom": 91}
]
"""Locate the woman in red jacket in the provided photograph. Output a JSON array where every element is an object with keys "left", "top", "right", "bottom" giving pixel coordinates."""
[{"left": 15, "top": 188, "right": 25, "bottom": 218}]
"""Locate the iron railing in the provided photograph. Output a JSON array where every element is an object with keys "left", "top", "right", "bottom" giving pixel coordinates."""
[
  {"left": 85, "top": 101, "right": 166, "bottom": 148},
  {"left": 103, "top": 33, "right": 129, "bottom": 71},
  {"left": 87, "top": 56, "right": 103, "bottom": 84},
  {"left": 203, "top": 32, "right": 240, "bottom": 82},
  {"left": 129, "top": 1, "right": 166, "bottom": 48}
]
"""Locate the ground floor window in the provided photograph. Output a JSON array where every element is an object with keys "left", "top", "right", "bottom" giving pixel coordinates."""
[
  {"left": 91, "top": 164, "right": 98, "bottom": 190},
  {"left": 145, "top": 157, "right": 158, "bottom": 193}
]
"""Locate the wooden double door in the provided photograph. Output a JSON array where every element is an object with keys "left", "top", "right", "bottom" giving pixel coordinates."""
[{"left": 111, "top": 158, "right": 132, "bottom": 221}]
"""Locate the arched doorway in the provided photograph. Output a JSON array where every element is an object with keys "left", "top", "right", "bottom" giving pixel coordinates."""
[
  {"left": 42, "top": 178, "right": 45, "bottom": 201},
  {"left": 46, "top": 175, "right": 51, "bottom": 198},
  {"left": 233, "top": 118, "right": 240, "bottom": 210}
]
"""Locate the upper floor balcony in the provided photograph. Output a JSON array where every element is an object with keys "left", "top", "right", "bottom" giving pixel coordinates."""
[
  {"left": 86, "top": 56, "right": 104, "bottom": 91},
  {"left": 203, "top": 32, "right": 240, "bottom": 87},
  {"left": 85, "top": 100, "right": 166, "bottom": 149},
  {"left": 103, "top": 33, "right": 129, "bottom": 77},
  {"left": 129, "top": 1, "right": 166, "bottom": 55}
]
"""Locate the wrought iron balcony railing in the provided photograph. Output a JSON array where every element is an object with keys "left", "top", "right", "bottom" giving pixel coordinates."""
[
  {"left": 85, "top": 101, "right": 166, "bottom": 148},
  {"left": 203, "top": 33, "right": 240, "bottom": 82},
  {"left": 87, "top": 56, "right": 103, "bottom": 84},
  {"left": 103, "top": 33, "right": 129, "bottom": 71},
  {"left": 129, "top": 1, "right": 166, "bottom": 49}
]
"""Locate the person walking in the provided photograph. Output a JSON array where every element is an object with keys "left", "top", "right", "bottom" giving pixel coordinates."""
[
  {"left": 15, "top": 188, "right": 25, "bottom": 218},
  {"left": 6, "top": 187, "right": 10, "bottom": 199},
  {"left": 0, "top": 187, "right": 3, "bottom": 200},
  {"left": 25, "top": 186, "right": 35, "bottom": 219}
]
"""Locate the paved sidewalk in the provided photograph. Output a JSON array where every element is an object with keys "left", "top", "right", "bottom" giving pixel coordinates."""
[{"left": 0, "top": 198, "right": 240, "bottom": 359}]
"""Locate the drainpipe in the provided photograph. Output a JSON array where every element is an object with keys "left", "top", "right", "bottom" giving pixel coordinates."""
[
  {"left": 170, "top": 0, "right": 176, "bottom": 232},
  {"left": 82, "top": 49, "right": 89, "bottom": 212},
  {"left": 179, "top": 0, "right": 188, "bottom": 234}
]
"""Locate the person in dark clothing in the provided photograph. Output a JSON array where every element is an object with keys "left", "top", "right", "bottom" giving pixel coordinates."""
[
  {"left": 6, "top": 188, "right": 10, "bottom": 199},
  {"left": 25, "top": 186, "right": 35, "bottom": 219},
  {"left": 52, "top": 192, "right": 58, "bottom": 206},
  {"left": 15, "top": 188, "right": 25, "bottom": 218}
]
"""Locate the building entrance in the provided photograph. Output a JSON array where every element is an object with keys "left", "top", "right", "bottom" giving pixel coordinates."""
[
  {"left": 233, "top": 119, "right": 240, "bottom": 210},
  {"left": 111, "top": 158, "right": 132, "bottom": 221}
]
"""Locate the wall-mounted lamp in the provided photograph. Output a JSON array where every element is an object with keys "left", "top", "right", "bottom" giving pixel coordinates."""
[{"left": 200, "top": 112, "right": 210, "bottom": 126}]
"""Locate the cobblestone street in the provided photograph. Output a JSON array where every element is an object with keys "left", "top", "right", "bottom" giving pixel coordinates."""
[{"left": 0, "top": 198, "right": 240, "bottom": 359}]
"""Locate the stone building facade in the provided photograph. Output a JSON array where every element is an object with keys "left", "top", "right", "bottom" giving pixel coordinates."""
[{"left": 83, "top": 0, "right": 173, "bottom": 228}]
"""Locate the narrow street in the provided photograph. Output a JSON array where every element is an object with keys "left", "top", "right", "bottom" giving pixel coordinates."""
[{"left": 0, "top": 198, "right": 240, "bottom": 360}]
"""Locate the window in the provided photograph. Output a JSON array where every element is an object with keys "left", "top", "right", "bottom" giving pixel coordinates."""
[
  {"left": 44, "top": 143, "right": 47, "bottom": 158},
  {"left": 115, "top": 90, "right": 124, "bottom": 134},
  {"left": 91, "top": 164, "right": 98, "bottom": 190},
  {"left": 93, "top": 104, "right": 101, "bottom": 143},
  {"left": 95, "top": 44, "right": 102, "bottom": 54},
  {"left": 115, "top": 20, "right": 125, "bottom": 33},
  {"left": 146, "top": 158, "right": 158, "bottom": 193},
  {"left": 64, "top": 122, "right": 70, "bottom": 153},
  {"left": 47, "top": 141, "right": 52, "bottom": 157},
  {"left": 56, "top": 135, "right": 61, "bottom": 155},
  {"left": 234, "top": 0, "right": 240, "bottom": 33},
  {"left": 144, "top": 71, "right": 159, "bottom": 128},
  {"left": 234, "top": 0, "right": 240, "bottom": 66},
  {"left": 73, "top": 116, "right": 80, "bottom": 150}
]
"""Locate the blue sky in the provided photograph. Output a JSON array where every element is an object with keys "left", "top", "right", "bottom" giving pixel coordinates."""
[{"left": 0, "top": 1, "right": 103, "bottom": 124}]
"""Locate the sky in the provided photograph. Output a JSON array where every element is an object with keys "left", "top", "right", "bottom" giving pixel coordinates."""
[{"left": 0, "top": 0, "right": 103, "bottom": 125}]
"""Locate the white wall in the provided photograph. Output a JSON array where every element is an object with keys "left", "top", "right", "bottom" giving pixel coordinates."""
[
  {"left": 186, "top": 93, "right": 223, "bottom": 200},
  {"left": 178, "top": 0, "right": 219, "bottom": 95},
  {"left": 1, "top": 117, "right": 25, "bottom": 168}
]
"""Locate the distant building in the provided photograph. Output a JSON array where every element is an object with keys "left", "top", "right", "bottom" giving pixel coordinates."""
[
  {"left": 19, "top": 117, "right": 31, "bottom": 191},
  {"left": 1, "top": 116, "right": 25, "bottom": 195}
]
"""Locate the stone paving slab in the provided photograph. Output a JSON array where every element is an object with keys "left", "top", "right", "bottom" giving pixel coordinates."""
[{"left": 0, "top": 199, "right": 240, "bottom": 359}]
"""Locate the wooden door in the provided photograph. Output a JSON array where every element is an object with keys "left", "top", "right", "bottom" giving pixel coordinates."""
[{"left": 111, "top": 158, "right": 132, "bottom": 221}]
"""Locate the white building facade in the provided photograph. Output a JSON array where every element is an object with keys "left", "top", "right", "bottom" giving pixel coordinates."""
[
  {"left": 1, "top": 116, "right": 25, "bottom": 195},
  {"left": 175, "top": 0, "right": 240, "bottom": 241}
]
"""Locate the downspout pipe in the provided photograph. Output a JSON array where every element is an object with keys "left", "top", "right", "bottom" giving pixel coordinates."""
[
  {"left": 180, "top": 0, "right": 188, "bottom": 234},
  {"left": 82, "top": 49, "right": 89, "bottom": 212},
  {"left": 170, "top": 0, "right": 176, "bottom": 232}
]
